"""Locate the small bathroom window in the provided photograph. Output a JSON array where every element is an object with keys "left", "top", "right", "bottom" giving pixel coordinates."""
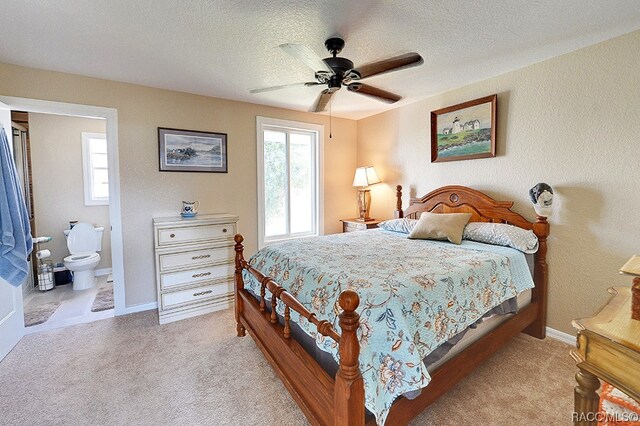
[{"left": 82, "top": 132, "right": 109, "bottom": 206}]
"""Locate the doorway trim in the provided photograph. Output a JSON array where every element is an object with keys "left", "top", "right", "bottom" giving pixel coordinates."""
[{"left": 0, "top": 96, "right": 126, "bottom": 316}]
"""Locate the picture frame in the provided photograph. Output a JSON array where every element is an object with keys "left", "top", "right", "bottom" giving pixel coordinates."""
[
  {"left": 158, "top": 127, "right": 228, "bottom": 173},
  {"left": 430, "top": 94, "right": 497, "bottom": 163}
]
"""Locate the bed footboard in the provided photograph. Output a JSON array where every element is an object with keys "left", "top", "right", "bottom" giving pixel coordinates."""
[{"left": 234, "top": 234, "right": 365, "bottom": 426}]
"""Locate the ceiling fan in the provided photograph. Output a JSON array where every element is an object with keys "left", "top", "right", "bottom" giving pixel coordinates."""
[{"left": 250, "top": 37, "right": 423, "bottom": 113}]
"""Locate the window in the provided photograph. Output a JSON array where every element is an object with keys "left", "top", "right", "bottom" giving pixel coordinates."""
[
  {"left": 257, "top": 117, "right": 323, "bottom": 248},
  {"left": 82, "top": 132, "right": 109, "bottom": 206}
]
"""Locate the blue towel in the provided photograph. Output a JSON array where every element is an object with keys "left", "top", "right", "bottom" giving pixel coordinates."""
[{"left": 0, "top": 127, "right": 32, "bottom": 287}]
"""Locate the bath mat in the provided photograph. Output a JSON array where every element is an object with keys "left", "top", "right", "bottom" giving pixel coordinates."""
[
  {"left": 24, "top": 302, "right": 61, "bottom": 327},
  {"left": 91, "top": 286, "right": 114, "bottom": 312}
]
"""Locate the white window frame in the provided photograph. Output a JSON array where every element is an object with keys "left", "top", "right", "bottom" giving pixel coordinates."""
[
  {"left": 82, "top": 132, "right": 109, "bottom": 206},
  {"left": 257, "top": 116, "right": 324, "bottom": 249}
]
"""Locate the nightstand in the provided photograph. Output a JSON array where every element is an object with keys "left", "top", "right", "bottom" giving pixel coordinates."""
[
  {"left": 571, "top": 286, "right": 640, "bottom": 425},
  {"left": 340, "top": 218, "right": 383, "bottom": 233}
]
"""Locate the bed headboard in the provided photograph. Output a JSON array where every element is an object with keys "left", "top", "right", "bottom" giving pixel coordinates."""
[
  {"left": 395, "top": 184, "right": 540, "bottom": 232},
  {"left": 394, "top": 184, "right": 550, "bottom": 338}
]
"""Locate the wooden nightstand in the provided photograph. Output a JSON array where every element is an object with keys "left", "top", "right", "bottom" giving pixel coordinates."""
[
  {"left": 571, "top": 286, "right": 640, "bottom": 425},
  {"left": 340, "top": 218, "right": 383, "bottom": 233}
]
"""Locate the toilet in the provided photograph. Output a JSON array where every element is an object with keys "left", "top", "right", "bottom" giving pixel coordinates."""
[{"left": 63, "top": 223, "right": 104, "bottom": 291}]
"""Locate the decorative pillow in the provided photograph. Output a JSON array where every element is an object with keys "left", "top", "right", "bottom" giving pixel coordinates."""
[
  {"left": 408, "top": 212, "right": 472, "bottom": 245},
  {"left": 378, "top": 218, "right": 418, "bottom": 234},
  {"left": 463, "top": 222, "right": 539, "bottom": 253}
]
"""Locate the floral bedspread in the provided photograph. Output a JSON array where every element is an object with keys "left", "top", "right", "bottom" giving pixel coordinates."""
[{"left": 243, "top": 229, "right": 534, "bottom": 425}]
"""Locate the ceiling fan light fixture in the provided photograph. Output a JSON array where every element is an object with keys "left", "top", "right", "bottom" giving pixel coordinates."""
[{"left": 328, "top": 75, "right": 342, "bottom": 90}]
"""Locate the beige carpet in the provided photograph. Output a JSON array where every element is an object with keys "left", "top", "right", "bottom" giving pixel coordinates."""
[{"left": 0, "top": 309, "right": 576, "bottom": 425}]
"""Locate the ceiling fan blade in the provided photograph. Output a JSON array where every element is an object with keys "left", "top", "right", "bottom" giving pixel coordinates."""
[
  {"left": 347, "top": 83, "right": 401, "bottom": 103},
  {"left": 312, "top": 89, "right": 337, "bottom": 112},
  {"left": 354, "top": 52, "right": 423, "bottom": 79},
  {"left": 250, "top": 82, "right": 322, "bottom": 94},
  {"left": 280, "top": 43, "right": 334, "bottom": 74}
]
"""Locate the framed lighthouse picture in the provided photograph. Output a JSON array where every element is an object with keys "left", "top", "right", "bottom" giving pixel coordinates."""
[{"left": 430, "top": 94, "right": 497, "bottom": 163}]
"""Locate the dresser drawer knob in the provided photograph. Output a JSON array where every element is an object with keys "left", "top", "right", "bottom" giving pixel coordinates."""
[
  {"left": 191, "top": 254, "right": 211, "bottom": 260},
  {"left": 192, "top": 272, "right": 212, "bottom": 278},
  {"left": 169, "top": 233, "right": 175, "bottom": 238},
  {"left": 193, "top": 290, "right": 213, "bottom": 297},
  {"left": 222, "top": 228, "right": 228, "bottom": 233}
]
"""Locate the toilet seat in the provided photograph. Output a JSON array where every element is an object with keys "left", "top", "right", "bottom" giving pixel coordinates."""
[{"left": 63, "top": 251, "right": 100, "bottom": 265}]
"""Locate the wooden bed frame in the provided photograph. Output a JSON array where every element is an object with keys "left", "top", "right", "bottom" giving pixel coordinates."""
[{"left": 233, "top": 185, "right": 550, "bottom": 426}]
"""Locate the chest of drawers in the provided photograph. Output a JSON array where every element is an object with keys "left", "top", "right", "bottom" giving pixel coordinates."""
[{"left": 153, "top": 213, "right": 239, "bottom": 324}]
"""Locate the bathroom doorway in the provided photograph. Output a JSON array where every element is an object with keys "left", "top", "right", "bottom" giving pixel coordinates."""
[
  {"left": 20, "top": 113, "right": 113, "bottom": 332},
  {"left": 0, "top": 96, "right": 125, "bottom": 336}
]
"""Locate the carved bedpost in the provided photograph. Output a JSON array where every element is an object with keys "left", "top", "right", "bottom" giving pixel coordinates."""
[
  {"left": 334, "top": 290, "right": 364, "bottom": 426},
  {"left": 394, "top": 185, "right": 403, "bottom": 218},
  {"left": 234, "top": 234, "right": 246, "bottom": 337},
  {"left": 525, "top": 216, "right": 550, "bottom": 339}
]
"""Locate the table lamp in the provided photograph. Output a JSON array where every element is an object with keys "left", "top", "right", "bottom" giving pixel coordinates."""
[
  {"left": 619, "top": 255, "right": 640, "bottom": 320},
  {"left": 352, "top": 166, "right": 381, "bottom": 221}
]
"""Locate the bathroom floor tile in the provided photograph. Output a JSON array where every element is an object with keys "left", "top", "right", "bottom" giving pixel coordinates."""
[{"left": 23, "top": 275, "right": 114, "bottom": 334}]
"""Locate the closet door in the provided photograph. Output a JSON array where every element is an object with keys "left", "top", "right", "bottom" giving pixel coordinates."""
[{"left": 0, "top": 100, "right": 25, "bottom": 362}]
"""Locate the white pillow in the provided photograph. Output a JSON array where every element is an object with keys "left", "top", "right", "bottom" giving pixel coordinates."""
[
  {"left": 408, "top": 212, "right": 472, "bottom": 245},
  {"left": 378, "top": 218, "right": 418, "bottom": 234},
  {"left": 463, "top": 222, "right": 539, "bottom": 253}
]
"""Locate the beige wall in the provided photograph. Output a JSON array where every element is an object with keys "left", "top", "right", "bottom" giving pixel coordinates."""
[
  {"left": 5, "top": 30, "right": 638, "bottom": 328},
  {"left": 29, "top": 113, "right": 111, "bottom": 270},
  {"left": 357, "top": 30, "right": 640, "bottom": 334},
  {"left": 0, "top": 64, "right": 358, "bottom": 307}
]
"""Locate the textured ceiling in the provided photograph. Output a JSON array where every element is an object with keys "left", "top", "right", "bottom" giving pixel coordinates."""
[{"left": 1, "top": 1, "right": 640, "bottom": 119}]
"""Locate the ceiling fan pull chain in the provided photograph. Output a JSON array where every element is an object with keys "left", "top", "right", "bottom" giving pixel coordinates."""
[{"left": 329, "top": 97, "right": 332, "bottom": 139}]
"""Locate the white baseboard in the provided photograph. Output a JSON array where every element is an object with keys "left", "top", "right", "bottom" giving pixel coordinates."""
[
  {"left": 124, "top": 302, "right": 157, "bottom": 315},
  {"left": 95, "top": 268, "right": 113, "bottom": 277},
  {"left": 545, "top": 326, "right": 575, "bottom": 345}
]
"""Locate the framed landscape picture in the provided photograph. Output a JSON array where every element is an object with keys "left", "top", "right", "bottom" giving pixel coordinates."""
[
  {"left": 430, "top": 94, "right": 497, "bottom": 163},
  {"left": 158, "top": 127, "right": 228, "bottom": 173}
]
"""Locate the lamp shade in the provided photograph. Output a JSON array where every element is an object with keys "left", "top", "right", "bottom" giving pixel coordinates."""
[{"left": 352, "top": 166, "right": 381, "bottom": 187}]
